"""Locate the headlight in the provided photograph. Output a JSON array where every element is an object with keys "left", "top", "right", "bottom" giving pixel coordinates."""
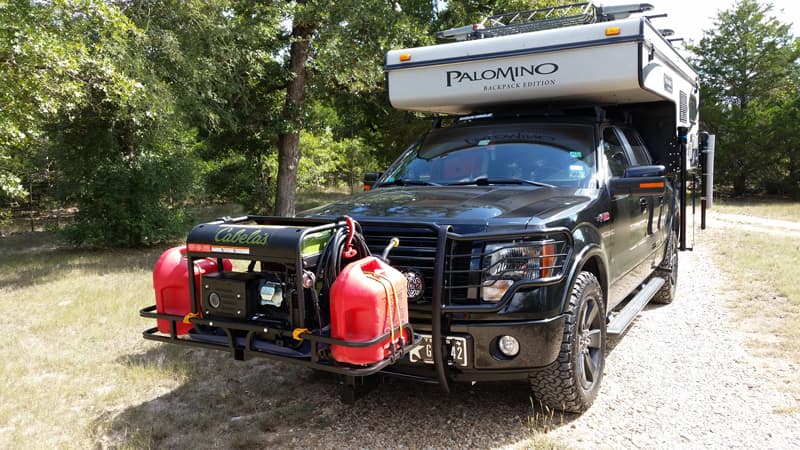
[{"left": 481, "top": 240, "right": 559, "bottom": 302}]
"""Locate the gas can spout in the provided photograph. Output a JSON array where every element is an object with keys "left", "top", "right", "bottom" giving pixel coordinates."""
[{"left": 380, "top": 237, "right": 400, "bottom": 261}]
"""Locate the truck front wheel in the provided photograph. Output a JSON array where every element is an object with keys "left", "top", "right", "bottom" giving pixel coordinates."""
[{"left": 528, "top": 271, "right": 606, "bottom": 413}]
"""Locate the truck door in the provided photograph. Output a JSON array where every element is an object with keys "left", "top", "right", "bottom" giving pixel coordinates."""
[
  {"left": 602, "top": 127, "right": 645, "bottom": 307},
  {"left": 618, "top": 127, "right": 665, "bottom": 285}
]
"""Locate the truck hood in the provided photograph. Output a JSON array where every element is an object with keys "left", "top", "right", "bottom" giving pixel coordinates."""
[{"left": 301, "top": 186, "right": 595, "bottom": 230}]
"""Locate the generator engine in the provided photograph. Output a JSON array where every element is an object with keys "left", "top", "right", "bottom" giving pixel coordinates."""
[{"left": 200, "top": 271, "right": 287, "bottom": 321}]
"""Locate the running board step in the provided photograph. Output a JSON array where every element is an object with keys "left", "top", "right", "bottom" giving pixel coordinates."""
[{"left": 607, "top": 277, "right": 665, "bottom": 336}]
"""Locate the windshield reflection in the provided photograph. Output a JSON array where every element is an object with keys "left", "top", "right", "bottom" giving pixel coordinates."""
[{"left": 380, "top": 141, "right": 596, "bottom": 188}]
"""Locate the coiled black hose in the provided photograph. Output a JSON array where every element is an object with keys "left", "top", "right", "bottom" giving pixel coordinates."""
[{"left": 312, "top": 216, "right": 371, "bottom": 327}]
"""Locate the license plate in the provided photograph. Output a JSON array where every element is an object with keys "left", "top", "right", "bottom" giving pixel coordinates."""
[{"left": 408, "top": 334, "right": 468, "bottom": 367}]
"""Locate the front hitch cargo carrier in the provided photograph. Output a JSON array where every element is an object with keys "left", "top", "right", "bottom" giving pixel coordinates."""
[
  {"left": 140, "top": 305, "right": 417, "bottom": 376},
  {"left": 140, "top": 215, "right": 430, "bottom": 379}
]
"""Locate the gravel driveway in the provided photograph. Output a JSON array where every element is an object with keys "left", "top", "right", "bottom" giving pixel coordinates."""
[
  {"left": 542, "top": 222, "right": 800, "bottom": 449},
  {"left": 263, "top": 213, "right": 797, "bottom": 449},
  {"left": 116, "top": 213, "right": 799, "bottom": 449}
]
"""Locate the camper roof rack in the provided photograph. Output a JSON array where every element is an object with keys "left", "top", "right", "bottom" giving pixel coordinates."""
[{"left": 437, "top": 2, "right": 654, "bottom": 42}]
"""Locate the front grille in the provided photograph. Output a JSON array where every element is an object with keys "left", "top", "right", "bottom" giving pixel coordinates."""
[
  {"left": 362, "top": 224, "right": 440, "bottom": 305},
  {"left": 361, "top": 224, "right": 570, "bottom": 307},
  {"left": 444, "top": 240, "right": 480, "bottom": 304}
]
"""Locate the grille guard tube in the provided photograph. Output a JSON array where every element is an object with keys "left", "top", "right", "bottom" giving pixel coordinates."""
[{"left": 432, "top": 225, "right": 451, "bottom": 393}]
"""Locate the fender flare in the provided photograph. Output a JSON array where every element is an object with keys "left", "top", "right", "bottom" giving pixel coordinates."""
[{"left": 559, "top": 243, "right": 609, "bottom": 313}]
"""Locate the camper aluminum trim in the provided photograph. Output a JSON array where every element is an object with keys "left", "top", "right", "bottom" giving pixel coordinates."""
[{"left": 384, "top": 35, "right": 642, "bottom": 71}]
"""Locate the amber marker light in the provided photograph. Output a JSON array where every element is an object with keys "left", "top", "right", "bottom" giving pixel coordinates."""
[
  {"left": 540, "top": 242, "right": 556, "bottom": 278},
  {"left": 605, "top": 27, "right": 621, "bottom": 36},
  {"left": 639, "top": 181, "right": 665, "bottom": 189},
  {"left": 399, "top": 53, "right": 412, "bottom": 62}
]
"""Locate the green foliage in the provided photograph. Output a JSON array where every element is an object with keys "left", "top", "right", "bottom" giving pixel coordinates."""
[
  {"left": 297, "top": 130, "right": 378, "bottom": 191},
  {"left": 52, "top": 79, "right": 198, "bottom": 247},
  {"left": 9, "top": 0, "right": 742, "bottom": 242},
  {"left": 688, "top": 0, "right": 800, "bottom": 197},
  {"left": 32, "top": 1, "right": 198, "bottom": 247}
]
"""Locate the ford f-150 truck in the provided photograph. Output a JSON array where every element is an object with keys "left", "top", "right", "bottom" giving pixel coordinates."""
[{"left": 141, "top": 2, "right": 711, "bottom": 412}]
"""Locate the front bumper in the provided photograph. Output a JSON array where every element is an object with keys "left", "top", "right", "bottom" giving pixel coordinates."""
[
  {"left": 142, "top": 216, "right": 572, "bottom": 390},
  {"left": 451, "top": 316, "right": 565, "bottom": 370},
  {"left": 382, "top": 315, "right": 565, "bottom": 383}
]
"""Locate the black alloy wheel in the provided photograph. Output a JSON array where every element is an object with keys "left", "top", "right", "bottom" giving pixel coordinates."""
[{"left": 529, "top": 271, "right": 606, "bottom": 413}]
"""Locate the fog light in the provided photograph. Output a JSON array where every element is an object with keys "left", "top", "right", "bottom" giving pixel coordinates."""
[{"left": 498, "top": 335, "right": 520, "bottom": 357}]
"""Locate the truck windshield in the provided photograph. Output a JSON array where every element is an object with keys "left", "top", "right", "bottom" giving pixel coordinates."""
[{"left": 379, "top": 123, "right": 596, "bottom": 188}]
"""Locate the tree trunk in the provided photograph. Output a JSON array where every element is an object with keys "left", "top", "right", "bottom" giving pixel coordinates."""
[
  {"left": 274, "top": 19, "right": 314, "bottom": 217},
  {"left": 733, "top": 170, "right": 747, "bottom": 197}
]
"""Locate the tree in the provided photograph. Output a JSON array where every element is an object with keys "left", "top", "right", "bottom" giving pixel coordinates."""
[
  {"left": 688, "top": 0, "right": 800, "bottom": 196},
  {"left": 0, "top": 0, "right": 85, "bottom": 222},
  {"left": 44, "top": 1, "right": 198, "bottom": 246}
]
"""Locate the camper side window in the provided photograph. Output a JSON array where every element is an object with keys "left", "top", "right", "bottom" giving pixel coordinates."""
[{"left": 602, "top": 128, "right": 629, "bottom": 177}]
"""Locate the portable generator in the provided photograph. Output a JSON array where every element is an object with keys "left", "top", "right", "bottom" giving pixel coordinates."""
[
  {"left": 185, "top": 218, "right": 336, "bottom": 329},
  {"left": 143, "top": 215, "right": 417, "bottom": 379}
]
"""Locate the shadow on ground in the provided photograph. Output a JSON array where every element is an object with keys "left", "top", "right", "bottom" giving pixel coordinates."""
[{"left": 99, "top": 344, "right": 579, "bottom": 448}]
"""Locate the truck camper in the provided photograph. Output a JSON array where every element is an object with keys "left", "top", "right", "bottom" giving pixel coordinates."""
[{"left": 142, "top": 2, "right": 713, "bottom": 412}]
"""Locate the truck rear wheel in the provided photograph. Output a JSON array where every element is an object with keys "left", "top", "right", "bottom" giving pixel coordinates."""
[
  {"left": 528, "top": 271, "right": 606, "bottom": 413},
  {"left": 653, "top": 231, "right": 678, "bottom": 305}
]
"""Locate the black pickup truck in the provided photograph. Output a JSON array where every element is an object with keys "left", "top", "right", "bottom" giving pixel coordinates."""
[
  {"left": 142, "top": 109, "right": 687, "bottom": 414},
  {"left": 301, "top": 111, "right": 680, "bottom": 412}
]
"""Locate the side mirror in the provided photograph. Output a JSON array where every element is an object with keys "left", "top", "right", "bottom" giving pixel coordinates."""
[
  {"left": 609, "top": 165, "right": 667, "bottom": 197},
  {"left": 363, "top": 172, "right": 383, "bottom": 191}
]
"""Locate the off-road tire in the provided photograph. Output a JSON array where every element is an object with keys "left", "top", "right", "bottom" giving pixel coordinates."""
[
  {"left": 528, "top": 271, "right": 606, "bottom": 413},
  {"left": 653, "top": 231, "right": 678, "bottom": 305}
]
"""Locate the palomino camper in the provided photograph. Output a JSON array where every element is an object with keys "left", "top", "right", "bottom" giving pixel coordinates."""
[
  {"left": 141, "top": 2, "right": 713, "bottom": 413},
  {"left": 385, "top": 1, "right": 707, "bottom": 248}
]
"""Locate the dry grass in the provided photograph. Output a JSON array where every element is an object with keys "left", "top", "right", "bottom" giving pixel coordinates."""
[
  {"left": 705, "top": 201, "right": 800, "bottom": 414},
  {"left": 713, "top": 198, "right": 800, "bottom": 222},
  {"left": 711, "top": 227, "right": 800, "bottom": 354},
  {"left": 0, "top": 233, "right": 167, "bottom": 448},
  {"left": 0, "top": 232, "right": 332, "bottom": 448},
  {"left": 524, "top": 400, "right": 571, "bottom": 450}
]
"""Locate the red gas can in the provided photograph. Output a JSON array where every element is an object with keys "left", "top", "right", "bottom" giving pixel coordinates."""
[
  {"left": 330, "top": 256, "right": 409, "bottom": 365},
  {"left": 153, "top": 246, "right": 232, "bottom": 335}
]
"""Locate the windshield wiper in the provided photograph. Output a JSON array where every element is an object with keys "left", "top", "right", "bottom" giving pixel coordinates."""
[
  {"left": 447, "top": 177, "right": 555, "bottom": 188},
  {"left": 380, "top": 178, "right": 442, "bottom": 187}
]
